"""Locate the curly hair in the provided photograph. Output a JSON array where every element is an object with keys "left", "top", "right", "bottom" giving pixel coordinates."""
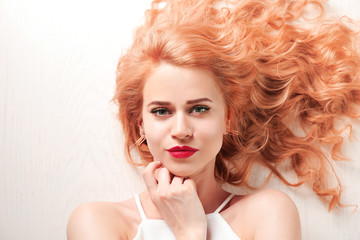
[{"left": 112, "top": 0, "right": 360, "bottom": 211}]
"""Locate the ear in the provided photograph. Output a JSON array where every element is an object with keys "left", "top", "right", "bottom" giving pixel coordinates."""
[{"left": 138, "top": 119, "right": 145, "bottom": 135}]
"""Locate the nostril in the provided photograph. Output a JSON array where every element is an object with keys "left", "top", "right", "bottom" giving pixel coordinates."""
[
  {"left": 171, "top": 133, "right": 192, "bottom": 140},
  {"left": 170, "top": 116, "right": 193, "bottom": 139}
]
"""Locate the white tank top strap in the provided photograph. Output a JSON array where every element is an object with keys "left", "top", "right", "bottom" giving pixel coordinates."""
[
  {"left": 214, "top": 193, "right": 235, "bottom": 213},
  {"left": 134, "top": 194, "right": 147, "bottom": 220}
]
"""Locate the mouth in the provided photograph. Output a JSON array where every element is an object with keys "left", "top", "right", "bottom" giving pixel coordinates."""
[{"left": 166, "top": 146, "right": 199, "bottom": 159}]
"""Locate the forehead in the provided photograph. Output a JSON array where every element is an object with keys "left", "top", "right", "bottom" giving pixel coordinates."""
[{"left": 143, "top": 63, "right": 224, "bottom": 103}]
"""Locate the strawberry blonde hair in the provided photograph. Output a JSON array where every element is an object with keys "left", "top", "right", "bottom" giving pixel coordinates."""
[{"left": 113, "top": 0, "right": 360, "bottom": 210}]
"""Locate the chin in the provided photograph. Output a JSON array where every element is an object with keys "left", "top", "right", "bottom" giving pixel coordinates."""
[
  {"left": 164, "top": 164, "right": 195, "bottom": 177},
  {"left": 168, "top": 169, "right": 192, "bottom": 177}
]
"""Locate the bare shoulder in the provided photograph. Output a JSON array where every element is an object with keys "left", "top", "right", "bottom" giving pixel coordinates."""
[
  {"left": 66, "top": 197, "right": 141, "bottom": 240},
  {"left": 225, "top": 189, "right": 301, "bottom": 240}
]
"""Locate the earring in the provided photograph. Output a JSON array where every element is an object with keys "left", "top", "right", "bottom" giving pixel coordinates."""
[
  {"left": 135, "top": 135, "right": 146, "bottom": 146},
  {"left": 224, "top": 119, "right": 239, "bottom": 136},
  {"left": 224, "top": 129, "right": 239, "bottom": 136}
]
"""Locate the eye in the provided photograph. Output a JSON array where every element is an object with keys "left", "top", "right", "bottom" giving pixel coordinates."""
[
  {"left": 151, "top": 107, "right": 171, "bottom": 116},
  {"left": 190, "top": 105, "right": 210, "bottom": 114}
]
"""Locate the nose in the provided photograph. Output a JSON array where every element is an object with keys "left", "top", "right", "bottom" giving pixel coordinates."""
[{"left": 171, "top": 112, "right": 192, "bottom": 140}]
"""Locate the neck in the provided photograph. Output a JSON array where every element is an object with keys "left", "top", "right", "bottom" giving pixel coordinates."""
[
  {"left": 142, "top": 161, "right": 231, "bottom": 218},
  {"left": 188, "top": 163, "right": 230, "bottom": 214}
]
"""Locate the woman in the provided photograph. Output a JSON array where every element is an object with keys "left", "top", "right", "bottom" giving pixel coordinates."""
[{"left": 67, "top": 0, "right": 360, "bottom": 239}]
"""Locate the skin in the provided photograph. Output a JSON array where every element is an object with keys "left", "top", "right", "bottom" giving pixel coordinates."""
[{"left": 67, "top": 63, "right": 302, "bottom": 240}]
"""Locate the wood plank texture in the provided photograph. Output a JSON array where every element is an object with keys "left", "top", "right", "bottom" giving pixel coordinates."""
[{"left": 0, "top": 0, "right": 359, "bottom": 239}]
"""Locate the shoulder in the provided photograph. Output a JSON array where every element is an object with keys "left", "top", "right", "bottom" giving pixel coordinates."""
[
  {"left": 66, "top": 198, "right": 141, "bottom": 240},
  {"left": 227, "top": 189, "right": 301, "bottom": 240}
]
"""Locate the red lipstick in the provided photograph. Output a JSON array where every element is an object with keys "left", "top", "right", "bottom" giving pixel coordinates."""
[{"left": 166, "top": 146, "right": 199, "bottom": 158}]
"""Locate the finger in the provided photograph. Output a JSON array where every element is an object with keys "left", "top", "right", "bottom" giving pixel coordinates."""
[
  {"left": 183, "top": 177, "right": 196, "bottom": 189},
  {"left": 157, "top": 167, "right": 172, "bottom": 191},
  {"left": 154, "top": 165, "right": 169, "bottom": 182},
  {"left": 171, "top": 176, "right": 185, "bottom": 185},
  {"left": 157, "top": 167, "right": 171, "bottom": 196},
  {"left": 142, "top": 161, "right": 162, "bottom": 193}
]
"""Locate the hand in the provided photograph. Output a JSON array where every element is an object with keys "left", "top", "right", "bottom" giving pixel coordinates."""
[{"left": 142, "top": 161, "right": 207, "bottom": 240}]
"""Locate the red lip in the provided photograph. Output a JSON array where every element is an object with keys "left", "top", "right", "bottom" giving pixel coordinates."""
[
  {"left": 166, "top": 146, "right": 199, "bottom": 158},
  {"left": 167, "top": 146, "right": 199, "bottom": 151}
]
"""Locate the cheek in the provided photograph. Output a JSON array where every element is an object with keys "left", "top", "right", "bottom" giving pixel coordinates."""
[
  {"left": 196, "top": 118, "right": 225, "bottom": 150},
  {"left": 143, "top": 118, "right": 168, "bottom": 156}
]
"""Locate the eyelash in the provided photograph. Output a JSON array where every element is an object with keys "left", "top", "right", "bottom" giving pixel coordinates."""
[
  {"left": 150, "top": 105, "right": 211, "bottom": 116},
  {"left": 151, "top": 108, "right": 170, "bottom": 116},
  {"left": 191, "top": 105, "right": 210, "bottom": 113}
]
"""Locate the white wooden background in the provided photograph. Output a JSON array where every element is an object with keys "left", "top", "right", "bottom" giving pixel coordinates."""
[{"left": 0, "top": 0, "right": 359, "bottom": 239}]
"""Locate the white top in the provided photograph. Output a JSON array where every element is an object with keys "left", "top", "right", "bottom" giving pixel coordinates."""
[{"left": 133, "top": 193, "right": 241, "bottom": 240}]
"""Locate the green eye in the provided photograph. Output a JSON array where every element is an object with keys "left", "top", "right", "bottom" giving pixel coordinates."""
[
  {"left": 151, "top": 108, "right": 170, "bottom": 116},
  {"left": 190, "top": 105, "right": 210, "bottom": 113}
]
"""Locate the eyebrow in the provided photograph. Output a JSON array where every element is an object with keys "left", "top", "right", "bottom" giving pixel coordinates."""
[
  {"left": 147, "top": 98, "right": 213, "bottom": 107},
  {"left": 187, "top": 98, "right": 213, "bottom": 104}
]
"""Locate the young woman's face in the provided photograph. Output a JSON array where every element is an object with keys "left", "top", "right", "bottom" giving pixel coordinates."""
[{"left": 141, "top": 63, "right": 227, "bottom": 177}]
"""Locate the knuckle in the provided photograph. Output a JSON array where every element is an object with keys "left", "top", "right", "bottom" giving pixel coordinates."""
[
  {"left": 142, "top": 171, "right": 151, "bottom": 183},
  {"left": 157, "top": 191, "right": 168, "bottom": 200},
  {"left": 158, "top": 167, "right": 168, "bottom": 175},
  {"left": 168, "top": 189, "right": 180, "bottom": 198},
  {"left": 183, "top": 182, "right": 195, "bottom": 193},
  {"left": 150, "top": 195, "right": 160, "bottom": 205},
  {"left": 142, "top": 165, "right": 152, "bottom": 175},
  {"left": 183, "top": 186, "right": 193, "bottom": 195}
]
